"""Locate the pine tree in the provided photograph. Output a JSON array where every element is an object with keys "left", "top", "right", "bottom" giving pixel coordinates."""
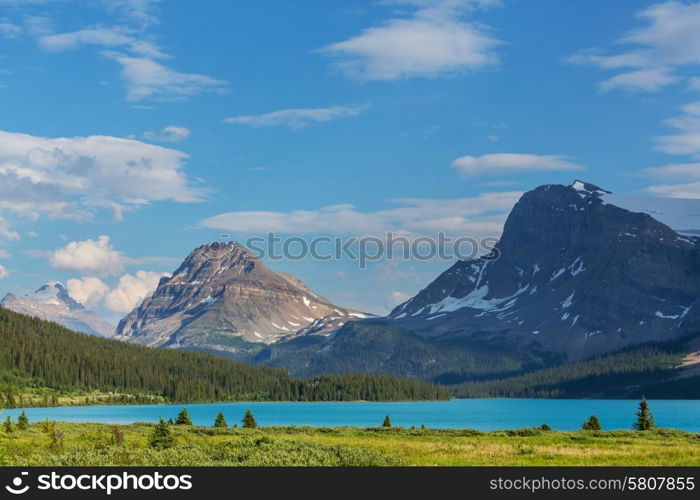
[
  {"left": 3, "top": 416, "right": 13, "bottom": 433},
  {"left": 582, "top": 415, "right": 602, "bottom": 430},
  {"left": 634, "top": 397, "right": 656, "bottom": 431},
  {"left": 149, "top": 418, "right": 175, "bottom": 449},
  {"left": 382, "top": 415, "right": 392, "bottom": 427},
  {"left": 213, "top": 411, "right": 228, "bottom": 428},
  {"left": 242, "top": 410, "right": 257, "bottom": 429},
  {"left": 17, "top": 411, "right": 29, "bottom": 431},
  {"left": 540, "top": 423, "right": 551, "bottom": 431},
  {"left": 175, "top": 408, "right": 192, "bottom": 425}
]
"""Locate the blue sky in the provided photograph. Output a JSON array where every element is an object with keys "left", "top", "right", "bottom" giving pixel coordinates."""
[{"left": 1, "top": 0, "right": 700, "bottom": 320}]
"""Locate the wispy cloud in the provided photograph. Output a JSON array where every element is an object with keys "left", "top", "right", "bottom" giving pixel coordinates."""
[
  {"left": 223, "top": 104, "right": 368, "bottom": 130},
  {"left": 321, "top": 0, "right": 502, "bottom": 80},
  {"left": 39, "top": 26, "right": 167, "bottom": 59},
  {"left": 106, "top": 53, "right": 227, "bottom": 101},
  {"left": 0, "top": 21, "right": 22, "bottom": 38},
  {"left": 567, "top": 1, "right": 700, "bottom": 92},
  {"left": 143, "top": 125, "right": 191, "bottom": 142},
  {"left": 452, "top": 153, "right": 584, "bottom": 178},
  {"left": 201, "top": 191, "right": 522, "bottom": 239}
]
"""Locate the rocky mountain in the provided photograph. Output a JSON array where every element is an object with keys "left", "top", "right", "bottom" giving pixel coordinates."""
[
  {"left": 115, "top": 241, "right": 367, "bottom": 352},
  {"left": 387, "top": 180, "right": 700, "bottom": 359},
  {"left": 1, "top": 282, "right": 115, "bottom": 337},
  {"left": 254, "top": 180, "right": 700, "bottom": 379}
]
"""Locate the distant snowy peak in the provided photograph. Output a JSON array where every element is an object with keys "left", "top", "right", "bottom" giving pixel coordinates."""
[
  {"left": 30, "top": 282, "right": 83, "bottom": 311},
  {"left": 388, "top": 180, "right": 700, "bottom": 359},
  {"left": 1, "top": 282, "right": 114, "bottom": 337}
]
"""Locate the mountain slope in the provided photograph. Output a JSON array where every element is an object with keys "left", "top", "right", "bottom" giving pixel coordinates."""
[
  {"left": 1, "top": 282, "right": 114, "bottom": 337},
  {"left": 388, "top": 180, "right": 700, "bottom": 359},
  {"left": 115, "top": 242, "right": 367, "bottom": 351},
  {"left": 0, "top": 307, "right": 447, "bottom": 404}
]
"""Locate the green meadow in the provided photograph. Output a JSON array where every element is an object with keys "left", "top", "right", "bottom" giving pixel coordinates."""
[{"left": 1, "top": 422, "right": 699, "bottom": 466}]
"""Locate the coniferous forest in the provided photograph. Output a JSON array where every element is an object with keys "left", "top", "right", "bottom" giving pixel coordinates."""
[{"left": 0, "top": 308, "right": 448, "bottom": 406}]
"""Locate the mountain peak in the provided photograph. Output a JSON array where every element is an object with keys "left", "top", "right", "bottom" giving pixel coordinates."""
[
  {"left": 116, "top": 241, "right": 365, "bottom": 348},
  {"left": 570, "top": 179, "right": 612, "bottom": 196}
]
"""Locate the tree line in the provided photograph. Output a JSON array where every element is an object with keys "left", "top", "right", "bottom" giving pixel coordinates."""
[{"left": 0, "top": 307, "right": 447, "bottom": 404}]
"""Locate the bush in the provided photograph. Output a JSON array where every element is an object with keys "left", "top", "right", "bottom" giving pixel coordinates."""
[{"left": 583, "top": 415, "right": 602, "bottom": 431}]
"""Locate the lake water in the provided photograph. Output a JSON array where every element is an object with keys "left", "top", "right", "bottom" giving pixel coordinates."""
[{"left": 4, "top": 399, "right": 700, "bottom": 432}]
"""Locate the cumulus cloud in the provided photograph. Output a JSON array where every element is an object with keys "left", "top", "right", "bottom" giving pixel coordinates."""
[
  {"left": 66, "top": 276, "right": 110, "bottom": 307},
  {"left": 321, "top": 0, "right": 501, "bottom": 80},
  {"left": 143, "top": 125, "right": 191, "bottom": 142},
  {"left": 567, "top": 1, "right": 700, "bottom": 92},
  {"left": 104, "top": 270, "right": 165, "bottom": 313},
  {"left": 67, "top": 270, "right": 166, "bottom": 312},
  {"left": 201, "top": 191, "right": 522, "bottom": 239},
  {"left": 106, "top": 54, "right": 227, "bottom": 101},
  {"left": 451, "top": 153, "right": 584, "bottom": 178},
  {"left": 50, "top": 236, "right": 126, "bottom": 277},
  {"left": 0, "top": 264, "right": 8, "bottom": 279},
  {"left": 224, "top": 104, "right": 368, "bottom": 130},
  {"left": 0, "top": 129, "right": 204, "bottom": 225}
]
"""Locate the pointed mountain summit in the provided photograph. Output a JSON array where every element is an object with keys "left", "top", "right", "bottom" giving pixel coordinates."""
[
  {"left": 388, "top": 181, "right": 700, "bottom": 358},
  {"left": 115, "top": 241, "right": 367, "bottom": 351},
  {"left": 1, "top": 282, "right": 114, "bottom": 337}
]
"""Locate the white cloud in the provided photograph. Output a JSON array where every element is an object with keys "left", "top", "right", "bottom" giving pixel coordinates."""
[
  {"left": 654, "top": 101, "right": 700, "bottom": 156},
  {"left": 103, "top": 0, "right": 162, "bottom": 29},
  {"left": 39, "top": 26, "right": 166, "bottom": 59},
  {"left": 643, "top": 162, "right": 700, "bottom": 179},
  {"left": 201, "top": 191, "right": 522, "bottom": 239},
  {"left": 567, "top": 1, "right": 700, "bottom": 92},
  {"left": 451, "top": 153, "right": 584, "bottom": 178},
  {"left": 0, "top": 129, "right": 204, "bottom": 224},
  {"left": 0, "top": 22, "right": 22, "bottom": 39},
  {"left": 0, "top": 264, "right": 9, "bottom": 279},
  {"left": 106, "top": 54, "right": 227, "bottom": 101},
  {"left": 66, "top": 276, "right": 110, "bottom": 307},
  {"left": 223, "top": 104, "right": 368, "bottom": 130},
  {"left": 0, "top": 215, "right": 19, "bottom": 241},
  {"left": 143, "top": 125, "right": 191, "bottom": 142},
  {"left": 321, "top": 0, "right": 501, "bottom": 80},
  {"left": 646, "top": 182, "right": 700, "bottom": 199},
  {"left": 0, "top": 249, "right": 10, "bottom": 259},
  {"left": 385, "top": 290, "right": 412, "bottom": 309},
  {"left": 50, "top": 236, "right": 126, "bottom": 277},
  {"left": 104, "top": 270, "right": 164, "bottom": 313},
  {"left": 67, "top": 270, "right": 166, "bottom": 313},
  {"left": 643, "top": 159, "right": 700, "bottom": 198}
]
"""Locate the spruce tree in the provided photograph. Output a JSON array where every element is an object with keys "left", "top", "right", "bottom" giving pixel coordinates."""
[
  {"left": 634, "top": 397, "right": 656, "bottom": 431},
  {"left": 582, "top": 415, "right": 602, "bottom": 430},
  {"left": 175, "top": 408, "right": 192, "bottom": 425},
  {"left": 382, "top": 415, "right": 392, "bottom": 427},
  {"left": 242, "top": 410, "right": 257, "bottom": 429},
  {"left": 213, "top": 411, "right": 228, "bottom": 428},
  {"left": 17, "top": 411, "right": 29, "bottom": 431},
  {"left": 3, "top": 416, "right": 13, "bottom": 433},
  {"left": 149, "top": 418, "right": 175, "bottom": 449}
]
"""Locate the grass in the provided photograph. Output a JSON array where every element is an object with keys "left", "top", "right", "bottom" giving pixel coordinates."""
[{"left": 1, "top": 423, "right": 699, "bottom": 466}]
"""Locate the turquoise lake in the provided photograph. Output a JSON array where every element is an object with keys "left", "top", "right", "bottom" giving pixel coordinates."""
[{"left": 4, "top": 399, "right": 700, "bottom": 431}]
